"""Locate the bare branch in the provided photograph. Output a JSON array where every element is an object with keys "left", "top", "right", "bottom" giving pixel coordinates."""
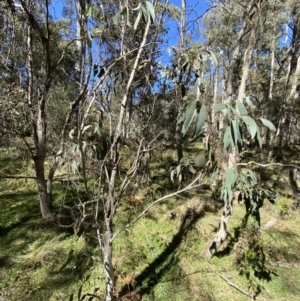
[
  {"left": 111, "top": 168, "right": 208, "bottom": 243},
  {"left": 236, "top": 161, "right": 300, "bottom": 170}
]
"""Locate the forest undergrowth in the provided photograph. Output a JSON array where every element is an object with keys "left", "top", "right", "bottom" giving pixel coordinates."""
[{"left": 1, "top": 147, "right": 300, "bottom": 301}]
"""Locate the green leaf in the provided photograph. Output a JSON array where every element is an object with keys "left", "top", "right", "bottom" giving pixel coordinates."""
[
  {"left": 82, "top": 125, "right": 91, "bottom": 134},
  {"left": 223, "top": 126, "right": 233, "bottom": 149},
  {"left": 94, "top": 122, "right": 100, "bottom": 136},
  {"left": 231, "top": 120, "right": 238, "bottom": 146},
  {"left": 213, "top": 103, "right": 227, "bottom": 112},
  {"left": 245, "top": 96, "right": 255, "bottom": 111},
  {"left": 195, "top": 104, "right": 206, "bottom": 138},
  {"left": 240, "top": 173, "right": 250, "bottom": 187},
  {"left": 241, "top": 169, "right": 257, "bottom": 186},
  {"left": 68, "top": 293, "right": 74, "bottom": 301},
  {"left": 69, "top": 128, "right": 75, "bottom": 140},
  {"left": 195, "top": 150, "right": 206, "bottom": 167},
  {"left": 113, "top": 13, "right": 120, "bottom": 25},
  {"left": 208, "top": 50, "right": 218, "bottom": 65},
  {"left": 260, "top": 118, "right": 276, "bottom": 131},
  {"left": 242, "top": 116, "right": 257, "bottom": 139},
  {"left": 120, "top": 6, "right": 129, "bottom": 16},
  {"left": 248, "top": 169, "right": 257, "bottom": 185},
  {"left": 86, "top": 3, "right": 94, "bottom": 17},
  {"left": 134, "top": 10, "right": 142, "bottom": 30},
  {"left": 71, "top": 161, "right": 80, "bottom": 173},
  {"left": 140, "top": 5, "right": 148, "bottom": 22},
  {"left": 146, "top": 1, "right": 155, "bottom": 22},
  {"left": 235, "top": 100, "right": 248, "bottom": 115},
  {"left": 182, "top": 99, "right": 197, "bottom": 136},
  {"left": 225, "top": 167, "right": 238, "bottom": 193}
]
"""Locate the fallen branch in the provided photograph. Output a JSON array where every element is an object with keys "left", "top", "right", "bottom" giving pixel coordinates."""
[
  {"left": 111, "top": 166, "right": 208, "bottom": 243},
  {"left": 199, "top": 255, "right": 254, "bottom": 299},
  {"left": 0, "top": 175, "right": 36, "bottom": 179}
]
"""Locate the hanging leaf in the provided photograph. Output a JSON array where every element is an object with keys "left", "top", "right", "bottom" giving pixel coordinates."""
[
  {"left": 223, "top": 126, "right": 233, "bottom": 149},
  {"left": 194, "top": 104, "right": 206, "bottom": 138},
  {"left": 181, "top": 99, "right": 197, "bottom": 136},
  {"left": 240, "top": 173, "right": 250, "bottom": 188},
  {"left": 235, "top": 100, "right": 248, "bottom": 115},
  {"left": 113, "top": 13, "right": 120, "bottom": 25},
  {"left": 242, "top": 116, "right": 257, "bottom": 139},
  {"left": 225, "top": 167, "right": 238, "bottom": 193},
  {"left": 208, "top": 50, "right": 218, "bottom": 65},
  {"left": 82, "top": 125, "right": 91, "bottom": 134},
  {"left": 82, "top": 141, "right": 87, "bottom": 151},
  {"left": 145, "top": 1, "right": 155, "bottom": 22},
  {"left": 120, "top": 6, "right": 129, "bottom": 16},
  {"left": 140, "top": 5, "right": 148, "bottom": 22},
  {"left": 94, "top": 122, "right": 100, "bottom": 136},
  {"left": 71, "top": 161, "right": 80, "bottom": 173},
  {"left": 245, "top": 96, "right": 255, "bottom": 111},
  {"left": 69, "top": 128, "right": 75, "bottom": 140},
  {"left": 260, "top": 118, "right": 276, "bottom": 131},
  {"left": 86, "top": 3, "right": 94, "bottom": 17},
  {"left": 231, "top": 120, "right": 238, "bottom": 146},
  {"left": 134, "top": 11, "right": 142, "bottom": 30},
  {"left": 212, "top": 103, "right": 227, "bottom": 112},
  {"left": 132, "top": 3, "right": 141, "bottom": 10},
  {"left": 248, "top": 169, "right": 257, "bottom": 185}
]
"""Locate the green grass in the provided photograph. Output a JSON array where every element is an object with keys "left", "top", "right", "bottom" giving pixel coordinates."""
[{"left": 1, "top": 147, "right": 300, "bottom": 300}]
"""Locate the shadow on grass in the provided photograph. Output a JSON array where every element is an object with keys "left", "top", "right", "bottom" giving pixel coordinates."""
[
  {"left": 118, "top": 206, "right": 207, "bottom": 298},
  {"left": 0, "top": 191, "right": 39, "bottom": 235}
]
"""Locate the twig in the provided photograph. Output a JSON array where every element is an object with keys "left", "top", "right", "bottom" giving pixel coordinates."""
[
  {"left": 199, "top": 255, "right": 254, "bottom": 299},
  {"left": 236, "top": 161, "right": 300, "bottom": 170},
  {"left": 0, "top": 175, "right": 36, "bottom": 179},
  {"left": 111, "top": 168, "right": 208, "bottom": 243}
]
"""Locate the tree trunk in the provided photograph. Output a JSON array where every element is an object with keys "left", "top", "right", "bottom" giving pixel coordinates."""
[
  {"left": 203, "top": 193, "right": 233, "bottom": 258},
  {"left": 103, "top": 212, "right": 115, "bottom": 301}
]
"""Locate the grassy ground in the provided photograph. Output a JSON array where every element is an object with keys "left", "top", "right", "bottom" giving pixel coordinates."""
[{"left": 1, "top": 147, "right": 300, "bottom": 300}]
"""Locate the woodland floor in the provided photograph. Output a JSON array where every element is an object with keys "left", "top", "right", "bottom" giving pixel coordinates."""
[{"left": 1, "top": 146, "right": 300, "bottom": 301}]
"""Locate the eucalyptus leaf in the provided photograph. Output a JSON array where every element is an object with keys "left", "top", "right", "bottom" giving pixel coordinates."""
[
  {"left": 182, "top": 99, "right": 197, "bottom": 136},
  {"left": 223, "top": 126, "right": 233, "bottom": 149},
  {"left": 69, "top": 128, "right": 75, "bottom": 140},
  {"left": 82, "top": 125, "right": 91, "bottom": 134},
  {"left": 145, "top": 1, "right": 155, "bottom": 22},
  {"left": 260, "top": 118, "right": 276, "bottom": 131},
  {"left": 242, "top": 116, "right": 257, "bottom": 139},
  {"left": 213, "top": 103, "right": 227, "bottom": 112},
  {"left": 134, "top": 11, "right": 142, "bottom": 30},
  {"left": 195, "top": 104, "right": 206, "bottom": 138},
  {"left": 235, "top": 100, "right": 248, "bottom": 115},
  {"left": 113, "top": 13, "right": 120, "bottom": 25},
  {"left": 245, "top": 96, "right": 255, "bottom": 111},
  {"left": 208, "top": 50, "right": 218, "bottom": 65}
]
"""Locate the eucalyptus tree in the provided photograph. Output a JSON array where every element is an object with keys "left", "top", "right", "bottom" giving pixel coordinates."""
[{"left": 175, "top": 0, "right": 280, "bottom": 259}]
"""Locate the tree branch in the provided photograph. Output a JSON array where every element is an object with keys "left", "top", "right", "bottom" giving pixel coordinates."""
[
  {"left": 111, "top": 167, "right": 208, "bottom": 243},
  {"left": 236, "top": 161, "right": 300, "bottom": 170}
]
